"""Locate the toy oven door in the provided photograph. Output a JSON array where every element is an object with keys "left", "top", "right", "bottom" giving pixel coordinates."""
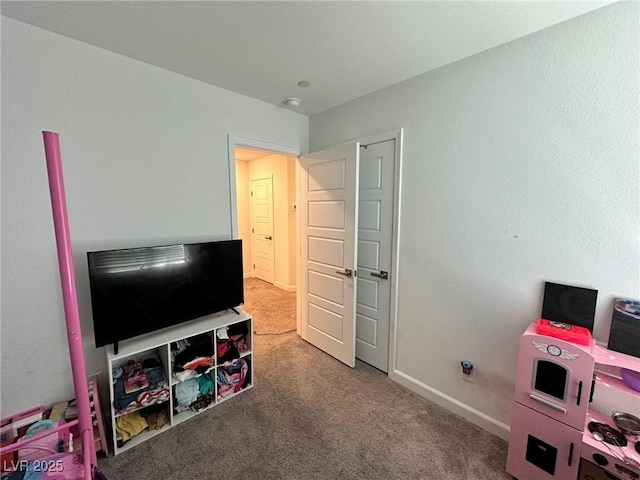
[
  {"left": 507, "top": 402, "right": 582, "bottom": 480},
  {"left": 514, "top": 335, "right": 594, "bottom": 430}
]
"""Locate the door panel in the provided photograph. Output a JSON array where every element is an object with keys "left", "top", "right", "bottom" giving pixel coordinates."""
[
  {"left": 250, "top": 177, "right": 274, "bottom": 284},
  {"left": 300, "top": 143, "right": 359, "bottom": 368},
  {"left": 308, "top": 303, "right": 343, "bottom": 340},
  {"left": 308, "top": 201, "right": 346, "bottom": 228},
  {"left": 308, "top": 160, "right": 346, "bottom": 190},
  {"left": 355, "top": 140, "right": 395, "bottom": 372},
  {"left": 308, "top": 237, "right": 344, "bottom": 267},
  {"left": 359, "top": 201, "right": 381, "bottom": 230},
  {"left": 357, "top": 240, "right": 380, "bottom": 270},
  {"left": 308, "top": 270, "right": 344, "bottom": 305},
  {"left": 355, "top": 313, "right": 377, "bottom": 345},
  {"left": 356, "top": 277, "right": 378, "bottom": 310}
]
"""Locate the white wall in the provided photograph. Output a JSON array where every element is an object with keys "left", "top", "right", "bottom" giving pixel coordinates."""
[
  {"left": 0, "top": 17, "right": 308, "bottom": 417},
  {"left": 309, "top": 2, "right": 639, "bottom": 437}
]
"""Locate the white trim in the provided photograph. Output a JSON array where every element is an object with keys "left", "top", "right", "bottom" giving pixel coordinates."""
[
  {"left": 295, "top": 160, "right": 302, "bottom": 336},
  {"left": 244, "top": 275, "right": 295, "bottom": 292},
  {"left": 227, "top": 135, "right": 302, "bottom": 239},
  {"left": 389, "top": 368, "right": 511, "bottom": 441},
  {"left": 274, "top": 281, "right": 297, "bottom": 292}
]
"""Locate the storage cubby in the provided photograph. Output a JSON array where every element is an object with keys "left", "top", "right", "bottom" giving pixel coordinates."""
[
  {"left": 171, "top": 331, "right": 216, "bottom": 384},
  {"left": 106, "top": 309, "right": 253, "bottom": 454},
  {"left": 215, "top": 320, "right": 252, "bottom": 402},
  {"left": 172, "top": 369, "right": 216, "bottom": 413},
  {"left": 217, "top": 355, "right": 252, "bottom": 401}
]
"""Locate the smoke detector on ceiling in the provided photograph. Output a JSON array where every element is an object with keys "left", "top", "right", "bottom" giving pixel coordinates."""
[{"left": 283, "top": 97, "right": 301, "bottom": 107}]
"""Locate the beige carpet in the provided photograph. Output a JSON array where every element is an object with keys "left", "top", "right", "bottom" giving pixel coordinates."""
[
  {"left": 98, "top": 333, "right": 510, "bottom": 480},
  {"left": 242, "top": 277, "right": 296, "bottom": 335},
  {"left": 98, "top": 278, "right": 511, "bottom": 479}
]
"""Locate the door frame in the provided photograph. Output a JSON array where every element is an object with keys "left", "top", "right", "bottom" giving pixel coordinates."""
[{"left": 228, "top": 129, "right": 403, "bottom": 375}]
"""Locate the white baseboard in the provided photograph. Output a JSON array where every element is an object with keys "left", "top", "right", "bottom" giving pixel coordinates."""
[
  {"left": 274, "top": 281, "right": 296, "bottom": 292},
  {"left": 245, "top": 275, "right": 296, "bottom": 292},
  {"left": 388, "top": 369, "right": 510, "bottom": 441}
]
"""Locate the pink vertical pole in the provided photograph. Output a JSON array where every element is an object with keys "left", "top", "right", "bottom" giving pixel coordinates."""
[{"left": 42, "top": 131, "right": 97, "bottom": 468}]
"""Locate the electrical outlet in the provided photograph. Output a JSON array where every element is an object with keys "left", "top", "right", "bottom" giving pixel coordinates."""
[{"left": 460, "top": 360, "right": 474, "bottom": 382}]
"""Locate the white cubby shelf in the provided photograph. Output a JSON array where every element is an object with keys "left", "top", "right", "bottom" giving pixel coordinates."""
[{"left": 105, "top": 309, "right": 253, "bottom": 455}]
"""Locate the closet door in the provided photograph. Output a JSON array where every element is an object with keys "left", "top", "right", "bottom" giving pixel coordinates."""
[{"left": 299, "top": 143, "right": 359, "bottom": 368}]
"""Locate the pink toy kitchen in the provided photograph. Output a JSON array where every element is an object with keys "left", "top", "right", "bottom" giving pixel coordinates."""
[{"left": 507, "top": 282, "right": 640, "bottom": 480}]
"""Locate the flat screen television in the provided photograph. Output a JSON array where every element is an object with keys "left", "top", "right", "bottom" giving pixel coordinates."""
[
  {"left": 87, "top": 239, "right": 244, "bottom": 352},
  {"left": 607, "top": 298, "right": 640, "bottom": 358}
]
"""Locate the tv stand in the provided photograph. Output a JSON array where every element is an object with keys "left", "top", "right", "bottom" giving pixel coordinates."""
[
  {"left": 231, "top": 307, "right": 241, "bottom": 315},
  {"left": 105, "top": 309, "right": 253, "bottom": 454}
]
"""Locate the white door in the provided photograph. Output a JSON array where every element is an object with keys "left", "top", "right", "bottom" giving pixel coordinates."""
[
  {"left": 356, "top": 140, "right": 395, "bottom": 372},
  {"left": 299, "top": 143, "right": 360, "bottom": 368},
  {"left": 250, "top": 176, "right": 275, "bottom": 284}
]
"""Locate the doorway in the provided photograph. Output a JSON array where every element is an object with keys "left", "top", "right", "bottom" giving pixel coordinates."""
[
  {"left": 232, "top": 141, "right": 299, "bottom": 337},
  {"left": 234, "top": 145, "right": 298, "bottom": 292},
  {"left": 228, "top": 131, "right": 402, "bottom": 374}
]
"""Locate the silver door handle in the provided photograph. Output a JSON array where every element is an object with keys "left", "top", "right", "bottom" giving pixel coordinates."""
[
  {"left": 264, "top": 236, "right": 272, "bottom": 240},
  {"left": 336, "top": 269, "right": 353, "bottom": 278},
  {"left": 529, "top": 393, "right": 567, "bottom": 413},
  {"left": 371, "top": 271, "right": 388, "bottom": 280}
]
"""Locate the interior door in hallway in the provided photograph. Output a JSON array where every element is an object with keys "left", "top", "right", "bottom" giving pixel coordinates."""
[
  {"left": 251, "top": 176, "right": 274, "bottom": 284},
  {"left": 299, "top": 142, "right": 360, "bottom": 368},
  {"left": 356, "top": 140, "right": 395, "bottom": 372}
]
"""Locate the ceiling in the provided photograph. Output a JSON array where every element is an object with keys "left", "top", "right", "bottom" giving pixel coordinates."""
[{"left": 1, "top": 1, "right": 613, "bottom": 116}]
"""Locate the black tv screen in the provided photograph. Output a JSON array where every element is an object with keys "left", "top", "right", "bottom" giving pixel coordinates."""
[
  {"left": 541, "top": 281, "right": 597, "bottom": 333},
  {"left": 608, "top": 298, "right": 640, "bottom": 358},
  {"left": 87, "top": 239, "right": 244, "bottom": 348}
]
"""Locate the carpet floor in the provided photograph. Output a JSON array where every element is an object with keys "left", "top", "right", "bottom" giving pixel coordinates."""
[
  {"left": 97, "top": 279, "right": 511, "bottom": 479},
  {"left": 243, "top": 277, "right": 297, "bottom": 334}
]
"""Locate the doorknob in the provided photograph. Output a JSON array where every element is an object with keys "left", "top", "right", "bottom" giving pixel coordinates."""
[
  {"left": 336, "top": 268, "right": 353, "bottom": 278},
  {"left": 371, "top": 270, "right": 389, "bottom": 280},
  {"left": 264, "top": 235, "right": 272, "bottom": 240}
]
